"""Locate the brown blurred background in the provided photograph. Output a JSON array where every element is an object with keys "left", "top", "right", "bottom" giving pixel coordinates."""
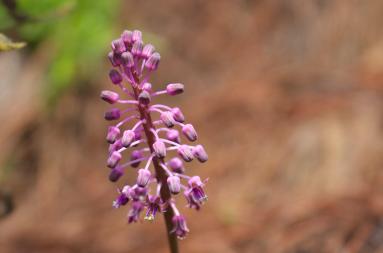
[{"left": 1, "top": 0, "right": 383, "bottom": 252}]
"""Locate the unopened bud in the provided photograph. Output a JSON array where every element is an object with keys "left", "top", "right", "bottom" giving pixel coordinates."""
[
  {"left": 101, "top": 90, "right": 119, "bottom": 104},
  {"left": 145, "top": 52, "right": 160, "bottom": 71},
  {"left": 182, "top": 124, "right": 197, "bottom": 142},
  {"left": 106, "top": 126, "right": 120, "bottom": 144},
  {"left": 104, "top": 108, "right": 121, "bottom": 121},
  {"left": 193, "top": 145, "right": 208, "bottom": 163},
  {"left": 166, "top": 83, "right": 184, "bottom": 96},
  {"left": 171, "top": 107, "right": 185, "bottom": 123},
  {"left": 167, "top": 176, "right": 181, "bottom": 194},
  {"left": 107, "top": 151, "right": 122, "bottom": 168},
  {"left": 153, "top": 140, "right": 166, "bottom": 158},
  {"left": 160, "top": 111, "right": 176, "bottom": 127},
  {"left": 177, "top": 145, "right": 193, "bottom": 162},
  {"left": 137, "top": 169, "right": 151, "bottom": 187},
  {"left": 138, "top": 91, "right": 151, "bottom": 105},
  {"left": 121, "top": 130, "right": 135, "bottom": 147}
]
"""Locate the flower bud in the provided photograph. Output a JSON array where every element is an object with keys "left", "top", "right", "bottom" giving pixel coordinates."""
[
  {"left": 142, "top": 44, "right": 155, "bottom": 59},
  {"left": 132, "top": 40, "right": 143, "bottom": 57},
  {"left": 153, "top": 140, "right": 166, "bottom": 158},
  {"left": 138, "top": 90, "right": 151, "bottom": 105},
  {"left": 130, "top": 150, "right": 144, "bottom": 168},
  {"left": 100, "top": 90, "right": 119, "bottom": 104},
  {"left": 111, "top": 38, "right": 126, "bottom": 54},
  {"left": 166, "top": 83, "right": 184, "bottom": 96},
  {"left": 171, "top": 107, "right": 185, "bottom": 123},
  {"left": 168, "top": 157, "right": 184, "bottom": 173},
  {"left": 108, "top": 51, "right": 119, "bottom": 67},
  {"left": 142, "top": 82, "right": 152, "bottom": 92},
  {"left": 132, "top": 30, "right": 142, "bottom": 43},
  {"left": 166, "top": 129, "right": 180, "bottom": 144},
  {"left": 160, "top": 111, "right": 176, "bottom": 127},
  {"left": 137, "top": 169, "right": 151, "bottom": 187},
  {"left": 106, "top": 126, "right": 120, "bottom": 144},
  {"left": 145, "top": 52, "right": 160, "bottom": 71},
  {"left": 109, "top": 139, "right": 122, "bottom": 154},
  {"left": 167, "top": 176, "right": 181, "bottom": 194},
  {"left": 104, "top": 108, "right": 121, "bottom": 121},
  {"left": 121, "top": 52, "right": 135, "bottom": 67},
  {"left": 121, "top": 30, "right": 133, "bottom": 46},
  {"left": 177, "top": 145, "right": 194, "bottom": 162},
  {"left": 109, "top": 167, "right": 123, "bottom": 182},
  {"left": 182, "top": 124, "right": 197, "bottom": 141},
  {"left": 193, "top": 145, "right": 208, "bottom": 163},
  {"left": 109, "top": 69, "right": 122, "bottom": 84},
  {"left": 107, "top": 151, "right": 122, "bottom": 168},
  {"left": 121, "top": 130, "right": 135, "bottom": 147}
]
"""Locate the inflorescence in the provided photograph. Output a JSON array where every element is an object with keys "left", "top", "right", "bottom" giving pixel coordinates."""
[{"left": 101, "top": 29, "right": 208, "bottom": 239}]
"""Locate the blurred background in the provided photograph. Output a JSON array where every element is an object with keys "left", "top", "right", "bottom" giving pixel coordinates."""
[{"left": 1, "top": 0, "right": 383, "bottom": 252}]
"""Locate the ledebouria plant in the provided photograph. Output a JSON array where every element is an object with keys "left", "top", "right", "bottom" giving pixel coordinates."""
[{"left": 101, "top": 29, "right": 208, "bottom": 253}]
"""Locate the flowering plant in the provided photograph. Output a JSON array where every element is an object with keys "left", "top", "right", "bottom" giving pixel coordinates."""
[{"left": 101, "top": 29, "right": 208, "bottom": 252}]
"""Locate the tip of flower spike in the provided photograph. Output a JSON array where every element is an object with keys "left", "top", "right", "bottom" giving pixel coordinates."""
[
  {"left": 121, "top": 30, "right": 133, "bottom": 46},
  {"left": 132, "top": 40, "right": 143, "bottom": 57},
  {"left": 109, "top": 69, "right": 122, "bottom": 84},
  {"left": 145, "top": 52, "right": 160, "bottom": 71},
  {"left": 142, "top": 44, "right": 155, "bottom": 59},
  {"left": 166, "top": 83, "right": 184, "bottom": 96},
  {"left": 121, "top": 52, "right": 134, "bottom": 68},
  {"left": 111, "top": 38, "right": 126, "bottom": 54}
]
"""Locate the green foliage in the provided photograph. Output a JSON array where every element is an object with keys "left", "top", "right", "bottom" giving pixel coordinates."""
[
  {"left": 15, "top": 0, "right": 120, "bottom": 103},
  {"left": 0, "top": 5, "right": 15, "bottom": 30}
]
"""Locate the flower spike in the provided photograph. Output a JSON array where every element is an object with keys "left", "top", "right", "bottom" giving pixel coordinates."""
[{"left": 101, "top": 29, "right": 208, "bottom": 240}]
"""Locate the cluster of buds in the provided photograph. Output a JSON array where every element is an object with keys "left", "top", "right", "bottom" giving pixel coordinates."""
[{"left": 101, "top": 29, "right": 208, "bottom": 239}]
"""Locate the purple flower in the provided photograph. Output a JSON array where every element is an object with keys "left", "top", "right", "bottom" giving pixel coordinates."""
[
  {"left": 128, "top": 201, "right": 144, "bottom": 223},
  {"left": 171, "top": 215, "right": 189, "bottom": 239},
  {"left": 144, "top": 195, "right": 162, "bottom": 221},
  {"left": 113, "top": 186, "right": 130, "bottom": 208},
  {"left": 186, "top": 176, "right": 208, "bottom": 204},
  {"left": 102, "top": 29, "right": 208, "bottom": 239}
]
